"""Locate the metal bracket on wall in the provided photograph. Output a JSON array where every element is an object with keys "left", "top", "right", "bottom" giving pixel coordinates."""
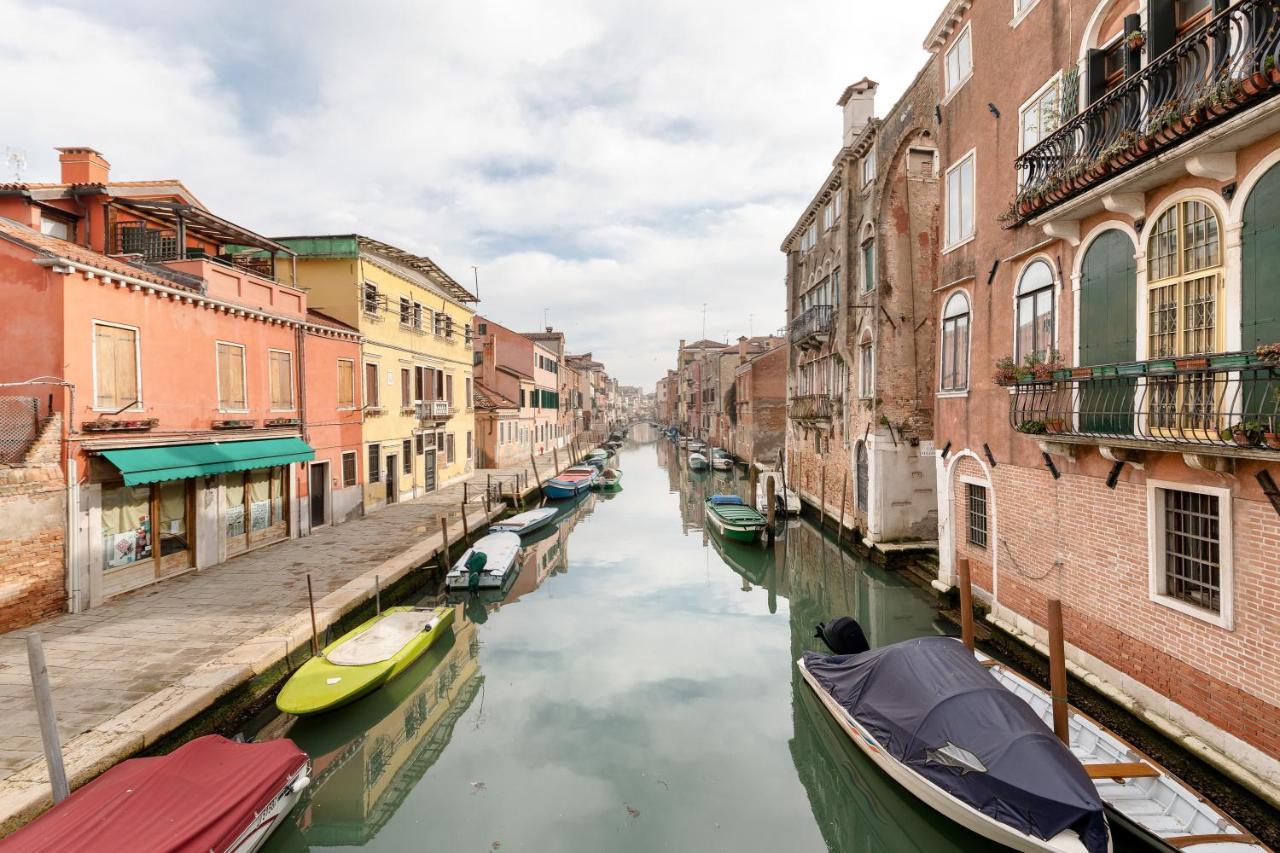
[
  {"left": 987, "top": 258, "right": 1000, "bottom": 285},
  {"left": 983, "top": 443, "right": 997, "bottom": 468},
  {"left": 1105, "top": 460, "right": 1124, "bottom": 489},
  {"left": 1256, "top": 470, "right": 1280, "bottom": 519},
  {"left": 940, "top": 440, "right": 952, "bottom": 459},
  {"left": 1041, "top": 451, "right": 1061, "bottom": 480}
]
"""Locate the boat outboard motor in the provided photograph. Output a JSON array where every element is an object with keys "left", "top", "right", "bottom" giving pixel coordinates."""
[
  {"left": 466, "top": 550, "right": 488, "bottom": 593},
  {"left": 814, "top": 616, "right": 870, "bottom": 655}
]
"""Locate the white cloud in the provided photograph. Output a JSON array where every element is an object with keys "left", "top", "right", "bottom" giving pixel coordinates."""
[{"left": 0, "top": 0, "right": 936, "bottom": 385}]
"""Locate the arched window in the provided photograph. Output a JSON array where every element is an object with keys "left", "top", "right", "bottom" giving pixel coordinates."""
[
  {"left": 1146, "top": 199, "right": 1222, "bottom": 358},
  {"left": 855, "top": 441, "right": 868, "bottom": 513},
  {"left": 1015, "top": 260, "right": 1055, "bottom": 362},
  {"left": 940, "top": 291, "right": 970, "bottom": 391},
  {"left": 859, "top": 332, "right": 874, "bottom": 398}
]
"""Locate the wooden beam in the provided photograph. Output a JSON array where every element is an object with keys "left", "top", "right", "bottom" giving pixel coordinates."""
[
  {"left": 1083, "top": 762, "right": 1158, "bottom": 780},
  {"left": 1166, "top": 833, "right": 1259, "bottom": 849}
]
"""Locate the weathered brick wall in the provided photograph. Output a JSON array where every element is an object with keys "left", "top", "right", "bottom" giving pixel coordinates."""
[
  {"left": 979, "top": 456, "right": 1280, "bottom": 761},
  {"left": 0, "top": 416, "right": 66, "bottom": 632},
  {"left": 951, "top": 453, "right": 993, "bottom": 595}
]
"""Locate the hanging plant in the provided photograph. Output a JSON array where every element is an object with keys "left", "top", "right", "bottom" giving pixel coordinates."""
[{"left": 1125, "top": 29, "right": 1146, "bottom": 51}]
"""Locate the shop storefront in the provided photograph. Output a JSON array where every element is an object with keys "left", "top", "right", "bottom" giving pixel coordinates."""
[{"left": 93, "top": 438, "right": 313, "bottom": 600}]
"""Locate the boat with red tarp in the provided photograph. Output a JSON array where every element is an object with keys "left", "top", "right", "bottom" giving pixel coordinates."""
[{"left": 0, "top": 735, "right": 310, "bottom": 853}]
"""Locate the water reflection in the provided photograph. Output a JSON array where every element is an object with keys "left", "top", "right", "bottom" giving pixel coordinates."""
[{"left": 259, "top": 433, "right": 997, "bottom": 852}]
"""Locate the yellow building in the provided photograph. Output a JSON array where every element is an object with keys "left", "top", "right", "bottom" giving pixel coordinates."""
[{"left": 277, "top": 235, "right": 477, "bottom": 511}]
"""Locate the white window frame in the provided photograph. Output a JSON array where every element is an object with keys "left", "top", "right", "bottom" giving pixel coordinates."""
[
  {"left": 341, "top": 450, "right": 358, "bottom": 487},
  {"left": 1018, "top": 72, "right": 1063, "bottom": 155},
  {"left": 1146, "top": 479, "right": 1234, "bottom": 630},
  {"left": 1010, "top": 0, "right": 1044, "bottom": 27},
  {"left": 861, "top": 239, "right": 876, "bottom": 293},
  {"left": 91, "top": 320, "right": 143, "bottom": 413},
  {"left": 337, "top": 358, "right": 356, "bottom": 410},
  {"left": 939, "top": 290, "right": 972, "bottom": 396},
  {"left": 267, "top": 348, "right": 296, "bottom": 412},
  {"left": 945, "top": 149, "right": 977, "bottom": 252},
  {"left": 862, "top": 150, "right": 876, "bottom": 187},
  {"left": 858, "top": 335, "right": 875, "bottom": 399},
  {"left": 215, "top": 340, "right": 248, "bottom": 414},
  {"left": 944, "top": 23, "right": 973, "bottom": 100}
]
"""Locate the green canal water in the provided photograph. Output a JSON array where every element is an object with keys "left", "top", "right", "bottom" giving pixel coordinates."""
[{"left": 252, "top": 430, "right": 1048, "bottom": 851}]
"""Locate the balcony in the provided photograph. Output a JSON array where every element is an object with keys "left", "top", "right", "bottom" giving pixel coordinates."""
[
  {"left": 790, "top": 394, "right": 837, "bottom": 424},
  {"left": 1011, "top": 0, "right": 1280, "bottom": 223},
  {"left": 1008, "top": 353, "right": 1280, "bottom": 460},
  {"left": 790, "top": 305, "right": 833, "bottom": 349},
  {"left": 416, "top": 400, "right": 451, "bottom": 423}
]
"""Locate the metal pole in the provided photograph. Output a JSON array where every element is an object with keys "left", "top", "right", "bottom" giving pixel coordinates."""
[
  {"left": 374, "top": 575, "right": 381, "bottom": 615},
  {"left": 461, "top": 500, "right": 470, "bottom": 546},
  {"left": 1048, "top": 599, "right": 1070, "bottom": 744},
  {"left": 956, "top": 558, "right": 975, "bottom": 651},
  {"left": 820, "top": 463, "right": 828, "bottom": 531},
  {"left": 838, "top": 472, "right": 848, "bottom": 546},
  {"left": 306, "top": 574, "right": 319, "bottom": 656},
  {"left": 26, "top": 634, "right": 69, "bottom": 804}
]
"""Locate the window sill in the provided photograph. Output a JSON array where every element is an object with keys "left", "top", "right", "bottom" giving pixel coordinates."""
[
  {"left": 936, "top": 390, "right": 969, "bottom": 399},
  {"left": 217, "top": 409, "right": 250, "bottom": 415},
  {"left": 1149, "top": 592, "right": 1232, "bottom": 630},
  {"left": 941, "top": 73, "right": 973, "bottom": 107},
  {"left": 92, "top": 406, "right": 145, "bottom": 414},
  {"left": 942, "top": 234, "right": 976, "bottom": 255}
]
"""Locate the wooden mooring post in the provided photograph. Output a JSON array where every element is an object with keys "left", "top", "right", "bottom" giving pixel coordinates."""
[
  {"left": 553, "top": 446, "right": 560, "bottom": 475},
  {"left": 306, "top": 573, "right": 319, "bottom": 656},
  {"left": 530, "top": 453, "right": 542, "bottom": 492},
  {"left": 820, "top": 463, "right": 828, "bottom": 531},
  {"left": 747, "top": 465, "right": 758, "bottom": 502},
  {"left": 1048, "top": 599, "right": 1070, "bottom": 744},
  {"left": 374, "top": 575, "right": 381, "bottom": 615},
  {"left": 838, "top": 472, "right": 848, "bottom": 546},
  {"left": 26, "top": 634, "right": 69, "bottom": 804},
  {"left": 765, "top": 475, "right": 777, "bottom": 545},
  {"left": 439, "top": 514, "right": 450, "bottom": 559},
  {"left": 956, "top": 557, "right": 975, "bottom": 651},
  {"left": 460, "top": 500, "right": 471, "bottom": 546}
]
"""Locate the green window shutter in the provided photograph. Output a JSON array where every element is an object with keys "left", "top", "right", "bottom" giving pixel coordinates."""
[
  {"left": 1148, "top": 0, "right": 1175, "bottom": 59},
  {"left": 1242, "top": 163, "right": 1280, "bottom": 350},
  {"left": 1079, "top": 230, "right": 1137, "bottom": 433}
]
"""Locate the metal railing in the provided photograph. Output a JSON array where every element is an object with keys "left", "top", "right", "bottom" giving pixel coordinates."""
[
  {"left": 790, "top": 393, "right": 837, "bottom": 421},
  {"left": 790, "top": 305, "right": 833, "bottom": 346},
  {"left": 112, "top": 223, "right": 277, "bottom": 280},
  {"left": 1008, "top": 353, "right": 1280, "bottom": 451},
  {"left": 1013, "top": 0, "right": 1280, "bottom": 221}
]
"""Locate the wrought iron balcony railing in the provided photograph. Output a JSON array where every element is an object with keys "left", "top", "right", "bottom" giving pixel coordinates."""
[
  {"left": 1012, "top": 0, "right": 1280, "bottom": 223},
  {"left": 1008, "top": 353, "right": 1280, "bottom": 454},
  {"left": 790, "top": 305, "right": 833, "bottom": 348},
  {"left": 790, "top": 393, "right": 837, "bottom": 422}
]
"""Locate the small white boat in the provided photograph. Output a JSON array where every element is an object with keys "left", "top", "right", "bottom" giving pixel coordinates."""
[
  {"left": 755, "top": 472, "right": 800, "bottom": 516},
  {"left": 710, "top": 448, "right": 733, "bottom": 470},
  {"left": 982, "top": 652, "right": 1268, "bottom": 852},
  {"left": 688, "top": 452, "right": 709, "bottom": 471},
  {"left": 446, "top": 531, "right": 521, "bottom": 589},
  {"left": 688, "top": 439, "right": 707, "bottom": 453},
  {"left": 489, "top": 507, "right": 558, "bottom": 537}
]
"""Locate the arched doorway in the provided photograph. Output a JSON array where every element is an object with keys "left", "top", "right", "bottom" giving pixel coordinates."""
[{"left": 1079, "top": 229, "right": 1136, "bottom": 432}]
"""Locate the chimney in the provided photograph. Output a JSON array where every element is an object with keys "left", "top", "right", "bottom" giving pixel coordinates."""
[
  {"left": 738, "top": 335, "right": 749, "bottom": 357},
  {"left": 56, "top": 147, "right": 110, "bottom": 185},
  {"left": 838, "top": 79, "right": 879, "bottom": 148}
]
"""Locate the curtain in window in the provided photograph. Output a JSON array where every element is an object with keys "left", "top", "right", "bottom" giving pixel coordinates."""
[
  {"left": 158, "top": 481, "right": 188, "bottom": 556},
  {"left": 102, "top": 483, "right": 152, "bottom": 568},
  {"left": 226, "top": 472, "right": 246, "bottom": 537},
  {"left": 248, "top": 469, "right": 271, "bottom": 531}
]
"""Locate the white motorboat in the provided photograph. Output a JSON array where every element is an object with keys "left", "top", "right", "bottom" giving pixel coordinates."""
[
  {"left": 755, "top": 472, "right": 800, "bottom": 516},
  {"left": 688, "top": 452, "right": 710, "bottom": 471},
  {"left": 710, "top": 448, "right": 733, "bottom": 470},
  {"left": 489, "top": 507, "right": 558, "bottom": 537},
  {"left": 446, "top": 531, "right": 521, "bottom": 589}
]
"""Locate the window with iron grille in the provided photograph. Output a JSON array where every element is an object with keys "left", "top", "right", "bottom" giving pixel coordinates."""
[
  {"left": 402, "top": 440, "right": 412, "bottom": 474},
  {"left": 966, "top": 483, "right": 988, "bottom": 548},
  {"left": 368, "top": 445, "right": 381, "bottom": 483},
  {"left": 342, "top": 451, "right": 357, "bottom": 487},
  {"left": 1159, "top": 487, "right": 1221, "bottom": 613}
]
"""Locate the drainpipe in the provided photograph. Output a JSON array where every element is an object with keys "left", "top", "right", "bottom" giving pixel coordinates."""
[{"left": 295, "top": 323, "right": 309, "bottom": 535}]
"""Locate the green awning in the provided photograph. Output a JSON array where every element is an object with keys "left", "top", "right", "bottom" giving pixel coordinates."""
[{"left": 100, "top": 438, "right": 315, "bottom": 486}]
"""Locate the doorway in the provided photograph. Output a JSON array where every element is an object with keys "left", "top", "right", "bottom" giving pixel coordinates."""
[
  {"left": 385, "top": 455, "right": 398, "bottom": 504},
  {"left": 309, "top": 462, "right": 328, "bottom": 529},
  {"left": 423, "top": 448, "right": 437, "bottom": 492}
]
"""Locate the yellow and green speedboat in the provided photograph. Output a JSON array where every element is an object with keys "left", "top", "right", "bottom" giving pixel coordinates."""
[{"left": 276, "top": 604, "right": 455, "bottom": 716}]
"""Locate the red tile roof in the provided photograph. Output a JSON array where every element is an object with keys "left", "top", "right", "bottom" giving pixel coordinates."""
[
  {"left": 0, "top": 216, "right": 185, "bottom": 290},
  {"left": 473, "top": 382, "right": 518, "bottom": 411}
]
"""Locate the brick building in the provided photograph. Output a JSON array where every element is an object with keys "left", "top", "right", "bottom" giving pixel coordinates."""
[
  {"left": 927, "top": 0, "right": 1280, "bottom": 796},
  {"left": 782, "top": 69, "right": 941, "bottom": 545},
  {"left": 0, "top": 413, "right": 65, "bottom": 633},
  {"left": 726, "top": 340, "right": 787, "bottom": 466}
]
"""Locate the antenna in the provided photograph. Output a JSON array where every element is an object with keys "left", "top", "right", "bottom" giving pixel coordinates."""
[
  {"left": 701, "top": 303, "right": 707, "bottom": 340},
  {"left": 5, "top": 148, "right": 26, "bottom": 182},
  {"left": 543, "top": 307, "right": 549, "bottom": 328},
  {"left": 748, "top": 313, "right": 754, "bottom": 337},
  {"left": 470, "top": 266, "right": 480, "bottom": 300}
]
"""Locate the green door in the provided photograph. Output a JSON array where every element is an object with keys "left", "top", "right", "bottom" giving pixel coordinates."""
[
  {"left": 1241, "top": 165, "right": 1280, "bottom": 427},
  {"left": 1079, "top": 230, "right": 1137, "bottom": 433}
]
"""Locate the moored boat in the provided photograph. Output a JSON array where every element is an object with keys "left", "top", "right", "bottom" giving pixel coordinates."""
[
  {"left": 799, "top": 637, "right": 1110, "bottom": 853},
  {"left": 710, "top": 448, "right": 733, "bottom": 470},
  {"left": 277, "top": 605, "right": 455, "bottom": 716},
  {"left": 688, "top": 452, "right": 710, "bottom": 471},
  {"left": 703, "top": 494, "right": 767, "bottom": 542},
  {"left": 445, "top": 531, "right": 521, "bottom": 589},
  {"left": 489, "top": 506, "right": 558, "bottom": 537},
  {"left": 543, "top": 465, "right": 599, "bottom": 498},
  {"left": 595, "top": 467, "right": 623, "bottom": 491},
  {"left": 755, "top": 470, "right": 800, "bottom": 516},
  {"left": 0, "top": 735, "right": 311, "bottom": 853}
]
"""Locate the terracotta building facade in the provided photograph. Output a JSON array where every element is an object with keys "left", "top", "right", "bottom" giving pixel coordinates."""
[{"left": 927, "top": 0, "right": 1280, "bottom": 795}]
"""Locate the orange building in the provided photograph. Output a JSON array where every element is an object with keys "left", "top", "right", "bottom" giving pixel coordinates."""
[{"left": 0, "top": 148, "right": 362, "bottom": 616}]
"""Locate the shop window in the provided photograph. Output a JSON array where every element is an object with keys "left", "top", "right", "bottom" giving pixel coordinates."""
[
  {"left": 102, "top": 484, "right": 154, "bottom": 569},
  {"left": 93, "top": 322, "right": 140, "bottom": 411}
]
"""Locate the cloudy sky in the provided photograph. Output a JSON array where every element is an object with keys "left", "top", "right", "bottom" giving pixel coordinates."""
[{"left": 2, "top": 0, "right": 936, "bottom": 387}]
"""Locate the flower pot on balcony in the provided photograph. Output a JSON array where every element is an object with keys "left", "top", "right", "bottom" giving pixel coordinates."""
[
  {"left": 1052, "top": 368, "right": 1071, "bottom": 380},
  {"left": 1147, "top": 358, "right": 1176, "bottom": 373},
  {"left": 1223, "top": 424, "right": 1263, "bottom": 447},
  {"left": 1209, "top": 353, "right": 1251, "bottom": 369},
  {"left": 1244, "top": 71, "right": 1269, "bottom": 97},
  {"left": 1046, "top": 418, "right": 1065, "bottom": 434},
  {"left": 1269, "top": 64, "right": 1280, "bottom": 86},
  {"left": 1175, "top": 356, "right": 1210, "bottom": 370},
  {"left": 1092, "top": 365, "right": 1119, "bottom": 378},
  {"left": 1117, "top": 362, "right": 1147, "bottom": 377},
  {"left": 1266, "top": 432, "right": 1280, "bottom": 450},
  {"left": 1070, "top": 367, "right": 1093, "bottom": 379}
]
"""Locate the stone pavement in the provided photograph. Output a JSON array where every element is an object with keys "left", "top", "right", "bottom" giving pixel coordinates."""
[{"left": 0, "top": 442, "right": 593, "bottom": 832}]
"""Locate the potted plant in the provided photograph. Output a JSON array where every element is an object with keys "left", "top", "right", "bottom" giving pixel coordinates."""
[
  {"left": 1025, "top": 350, "right": 1065, "bottom": 381},
  {"left": 1268, "top": 54, "right": 1280, "bottom": 86},
  {"left": 1125, "top": 29, "right": 1146, "bottom": 52},
  {"left": 1266, "top": 424, "right": 1280, "bottom": 450},
  {"left": 993, "top": 356, "right": 1021, "bottom": 386},
  {"left": 1175, "top": 355, "right": 1210, "bottom": 370},
  {"left": 1017, "top": 419, "right": 1048, "bottom": 435},
  {"left": 1220, "top": 420, "right": 1264, "bottom": 446},
  {"left": 1046, "top": 417, "right": 1066, "bottom": 433},
  {"left": 1255, "top": 342, "right": 1280, "bottom": 364}
]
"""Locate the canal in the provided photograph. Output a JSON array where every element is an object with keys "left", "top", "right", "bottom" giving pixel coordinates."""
[{"left": 252, "top": 429, "right": 1125, "bottom": 852}]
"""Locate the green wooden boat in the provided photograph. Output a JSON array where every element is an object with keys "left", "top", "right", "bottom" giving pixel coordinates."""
[
  {"left": 276, "top": 604, "right": 455, "bottom": 717},
  {"left": 704, "top": 495, "right": 767, "bottom": 543}
]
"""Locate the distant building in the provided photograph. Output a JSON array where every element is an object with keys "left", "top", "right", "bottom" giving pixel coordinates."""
[{"left": 727, "top": 341, "right": 787, "bottom": 466}]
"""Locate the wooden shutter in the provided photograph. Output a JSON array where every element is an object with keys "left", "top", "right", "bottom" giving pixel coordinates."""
[
  {"left": 1242, "top": 164, "right": 1280, "bottom": 348},
  {"left": 1080, "top": 230, "right": 1137, "bottom": 432},
  {"left": 365, "top": 363, "right": 379, "bottom": 407},
  {"left": 338, "top": 361, "right": 354, "bottom": 408},
  {"left": 270, "top": 351, "right": 293, "bottom": 409},
  {"left": 435, "top": 370, "right": 444, "bottom": 400},
  {"left": 1149, "top": 0, "right": 1176, "bottom": 59},
  {"left": 1123, "top": 13, "right": 1142, "bottom": 76},
  {"left": 95, "top": 325, "right": 137, "bottom": 409},
  {"left": 1086, "top": 48, "right": 1108, "bottom": 105},
  {"left": 401, "top": 368, "right": 411, "bottom": 408},
  {"left": 445, "top": 374, "right": 454, "bottom": 405},
  {"left": 218, "top": 343, "right": 246, "bottom": 410}
]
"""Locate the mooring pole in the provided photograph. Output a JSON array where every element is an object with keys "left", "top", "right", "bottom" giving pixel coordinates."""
[
  {"left": 26, "top": 634, "right": 68, "bottom": 804},
  {"left": 1048, "top": 599, "right": 1070, "bottom": 744},
  {"left": 765, "top": 475, "right": 777, "bottom": 545},
  {"left": 956, "top": 557, "right": 975, "bottom": 651},
  {"left": 530, "top": 453, "right": 541, "bottom": 492},
  {"left": 553, "top": 446, "right": 560, "bottom": 475},
  {"left": 747, "top": 465, "right": 758, "bottom": 504},
  {"left": 460, "top": 500, "right": 470, "bottom": 545},
  {"left": 306, "top": 573, "right": 320, "bottom": 656},
  {"left": 820, "top": 463, "right": 828, "bottom": 531},
  {"left": 374, "top": 575, "right": 381, "bottom": 615},
  {"left": 439, "top": 514, "right": 450, "bottom": 560},
  {"left": 838, "top": 472, "right": 848, "bottom": 546}
]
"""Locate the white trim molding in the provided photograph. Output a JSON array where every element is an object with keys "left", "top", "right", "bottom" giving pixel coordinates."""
[{"left": 1145, "top": 478, "right": 1235, "bottom": 631}]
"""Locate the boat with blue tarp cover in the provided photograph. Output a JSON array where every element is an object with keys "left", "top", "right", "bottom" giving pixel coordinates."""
[{"left": 704, "top": 494, "right": 767, "bottom": 543}]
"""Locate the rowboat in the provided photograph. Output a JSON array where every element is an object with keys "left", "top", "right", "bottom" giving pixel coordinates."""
[
  {"left": 755, "top": 471, "right": 800, "bottom": 516},
  {"left": 710, "top": 448, "right": 734, "bottom": 470},
  {"left": 704, "top": 494, "right": 767, "bottom": 542},
  {"left": 445, "top": 531, "right": 521, "bottom": 589},
  {"left": 543, "top": 465, "right": 599, "bottom": 498},
  {"left": 489, "top": 506, "right": 558, "bottom": 537},
  {"left": 688, "top": 439, "right": 707, "bottom": 453},
  {"left": 277, "top": 605, "right": 455, "bottom": 716},
  {"left": 688, "top": 452, "right": 710, "bottom": 471},
  {"left": 0, "top": 735, "right": 311, "bottom": 853},
  {"left": 980, "top": 652, "right": 1267, "bottom": 852},
  {"left": 595, "top": 467, "right": 623, "bottom": 491},
  {"left": 800, "top": 637, "right": 1111, "bottom": 853}
]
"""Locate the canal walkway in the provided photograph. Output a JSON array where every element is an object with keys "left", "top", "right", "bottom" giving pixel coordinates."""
[{"left": 0, "top": 444, "right": 582, "bottom": 833}]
